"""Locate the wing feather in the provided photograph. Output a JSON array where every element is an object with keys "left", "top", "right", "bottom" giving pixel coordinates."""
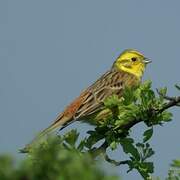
[{"left": 74, "top": 68, "right": 139, "bottom": 119}]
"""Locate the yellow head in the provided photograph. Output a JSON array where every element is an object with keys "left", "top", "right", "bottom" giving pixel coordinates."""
[{"left": 113, "top": 49, "right": 151, "bottom": 79}]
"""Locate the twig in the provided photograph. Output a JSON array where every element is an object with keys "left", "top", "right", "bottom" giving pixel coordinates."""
[
  {"left": 103, "top": 153, "right": 129, "bottom": 166},
  {"left": 158, "top": 95, "right": 180, "bottom": 113},
  {"left": 156, "top": 88, "right": 180, "bottom": 108}
]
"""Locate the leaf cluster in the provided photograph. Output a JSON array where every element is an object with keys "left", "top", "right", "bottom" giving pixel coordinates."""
[
  {"left": 0, "top": 134, "right": 118, "bottom": 180},
  {"left": 76, "top": 81, "right": 174, "bottom": 179}
]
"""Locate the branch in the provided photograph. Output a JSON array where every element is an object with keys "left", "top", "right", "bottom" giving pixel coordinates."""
[
  {"left": 121, "top": 93, "right": 180, "bottom": 128},
  {"left": 156, "top": 88, "right": 175, "bottom": 101},
  {"left": 159, "top": 96, "right": 180, "bottom": 112},
  {"left": 156, "top": 89, "right": 180, "bottom": 112}
]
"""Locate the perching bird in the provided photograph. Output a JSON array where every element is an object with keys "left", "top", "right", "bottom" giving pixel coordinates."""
[{"left": 21, "top": 49, "right": 151, "bottom": 153}]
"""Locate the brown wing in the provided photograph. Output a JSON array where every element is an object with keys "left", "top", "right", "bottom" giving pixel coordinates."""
[{"left": 74, "top": 68, "right": 139, "bottom": 119}]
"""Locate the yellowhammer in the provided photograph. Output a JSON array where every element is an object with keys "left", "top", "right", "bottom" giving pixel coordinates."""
[{"left": 22, "top": 49, "right": 151, "bottom": 152}]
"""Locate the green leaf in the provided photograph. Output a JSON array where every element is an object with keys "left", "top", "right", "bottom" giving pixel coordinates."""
[
  {"left": 143, "top": 128, "right": 153, "bottom": 143},
  {"left": 162, "top": 111, "right": 173, "bottom": 122},
  {"left": 158, "top": 87, "right": 167, "bottom": 102},
  {"left": 104, "top": 95, "right": 121, "bottom": 108},
  {"left": 110, "top": 141, "right": 117, "bottom": 150},
  {"left": 140, "top": 80, "right": 152, "bottom": 91},
  {"left": 122, "top": 86, "right": 137, "bottom": 105},
  {"left": 159, "top": 87, "right": 167, "bottom": 96},
  {"left": 138, "top": 162, "right": 154, "bottom": 178},
  {"left": 77, "top": 139, "right": 86, "bottom": 151},
  {"left": 120, "top": 138, "right": 140, "bottom": 161},
  {"left": 144, "top": 144, "right": 155, "bottom": 160},
  {"left": 171, "top": 160, "right": 180, "bottom": 168},
  {"left": 63, "top": 129, "right": 79, "bottom": 146}
]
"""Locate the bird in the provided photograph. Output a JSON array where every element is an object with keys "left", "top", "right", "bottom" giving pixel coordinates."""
[{"left": 21, "top": 49, "right": 151, "bottom": 153}]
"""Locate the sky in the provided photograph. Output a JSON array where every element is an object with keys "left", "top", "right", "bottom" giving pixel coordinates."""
[{"left": 0, "top": 0, "right": 180, "bottom": 179}]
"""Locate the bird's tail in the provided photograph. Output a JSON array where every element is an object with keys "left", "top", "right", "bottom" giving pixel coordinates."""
[{"left": 20, "top": 113, "right": 71, "bottom": 153}]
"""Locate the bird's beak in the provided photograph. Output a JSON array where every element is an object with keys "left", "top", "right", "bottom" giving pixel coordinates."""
[{"left": 143, "top": 57, "right": 152, "bottom": 64}]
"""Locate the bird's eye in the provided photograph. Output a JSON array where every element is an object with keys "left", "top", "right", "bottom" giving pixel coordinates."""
[{"left": 131, "top": 57, "right": 137, "bottom": 62}]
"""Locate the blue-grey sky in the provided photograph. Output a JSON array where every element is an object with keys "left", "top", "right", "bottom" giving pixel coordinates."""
[{"left": 0, "top": 0, "right": 180, "bottom": 179}]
